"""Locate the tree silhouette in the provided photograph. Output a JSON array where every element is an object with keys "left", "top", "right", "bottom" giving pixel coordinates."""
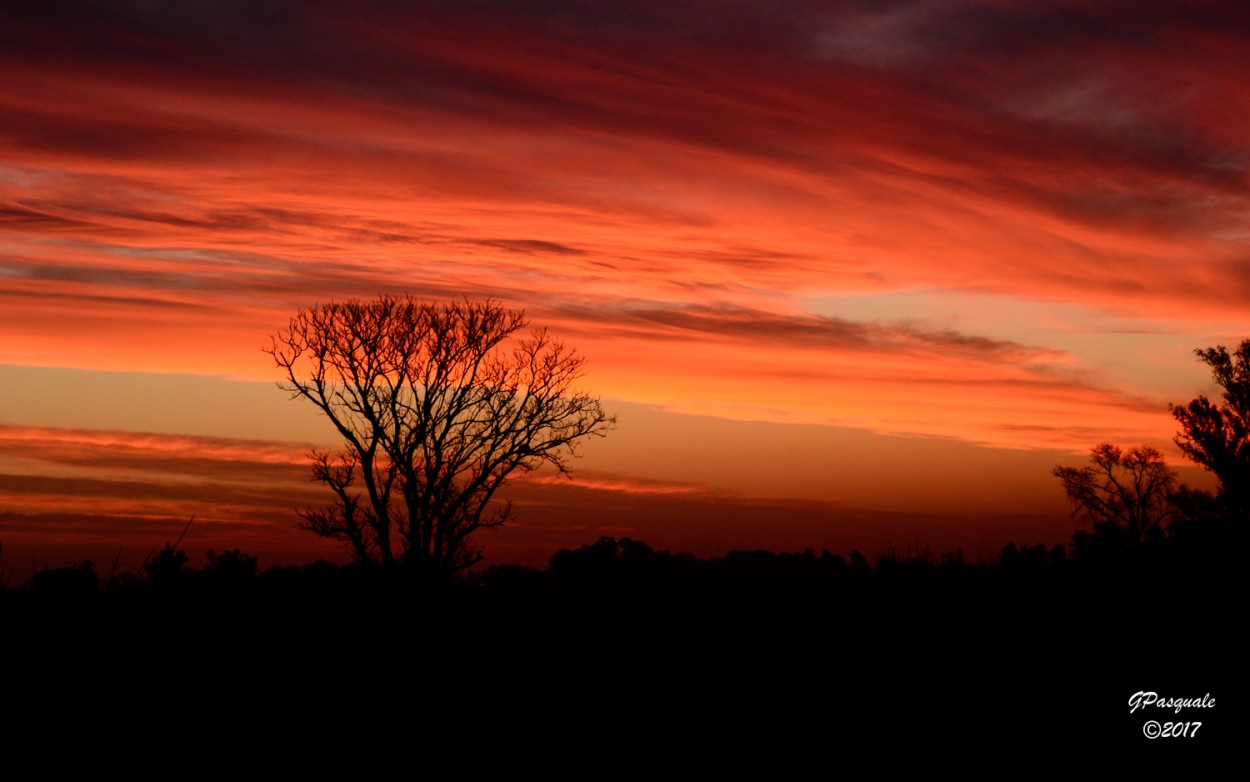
[
  {"left": 1171, "top": 340, "right": 1250, "bottom": 523},
  {"left": 268, "top": 295, "right": 614, "bottom": 581},
  {"left": 1052, "top": 444, "right": 1177, "bottom": 546}
]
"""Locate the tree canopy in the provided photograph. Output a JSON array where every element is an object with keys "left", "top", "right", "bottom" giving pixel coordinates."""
[
  {"left": 1172, "top": 340, "right": 1250, "bottom": 523},
  {"left": 267, "top": 295, "right": 615, "bottom": 580}
]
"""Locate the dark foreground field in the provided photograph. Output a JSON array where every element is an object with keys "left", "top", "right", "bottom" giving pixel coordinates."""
[{"left": 4, "top": 535, "right": 1243, "bottom": 758}]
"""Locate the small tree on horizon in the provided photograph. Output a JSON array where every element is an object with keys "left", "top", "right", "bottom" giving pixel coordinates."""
[
  {"left": 267, "top": 295, "right": 615, "bottom": 582},
  {"left": 1052, "top": 443, "right": 1178, "bottom": 547}
]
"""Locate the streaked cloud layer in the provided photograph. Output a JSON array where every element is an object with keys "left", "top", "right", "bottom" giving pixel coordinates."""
[
  {"left": 1, "top": 2, "right": 1245, "bottom": 564},
  {"left": 4, "top": 419, "right": 1161, "bottom": 572}
]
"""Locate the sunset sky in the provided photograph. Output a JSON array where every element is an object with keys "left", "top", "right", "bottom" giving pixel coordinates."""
[{"left": 2, "top": 1, "right": 1245, "bottom": 572}]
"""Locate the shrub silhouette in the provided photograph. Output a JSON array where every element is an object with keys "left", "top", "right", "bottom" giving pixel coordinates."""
[
  {"left": 30, "top": 560, "right": 99, "bottom": 604},
  {"left": 143, "top": 543, "right": 189, "bottom": 592}
]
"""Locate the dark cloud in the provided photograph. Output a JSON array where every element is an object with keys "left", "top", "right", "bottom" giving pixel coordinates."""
[
  {"left": 0, "top": 472, "right": 308, "bottom": 509},
  {"left": 3, "top": 446, "right": 309, "bottom": 484},
  {"left": 469, "top": 239, "right": 587, "bottom": 256},
  {"left": 0, "top": 427, "right": 319, "bottom": 513},
  {"left": 0, "top": 286, "right": 208, "bottom": 312},
  {"left": 571, "top": 302, "right": 1061, "bottom": 364},
  {"left": 4, "top": 1, "right": 1244, "bottom": 225},
  {"left": 0, "top": 204, "right": 91, "bottom": 231},
  {"left": 5, "top": 259, "right": 243, "bottom": 294},
  {"left": 2, "top": 104, "right": 275, "bottom": 164}
]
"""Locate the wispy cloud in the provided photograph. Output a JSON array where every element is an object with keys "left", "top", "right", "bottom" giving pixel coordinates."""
[
  {"left": 1, "top": 0, "right": 1246, "bottom": 455},
  {"left": 524, "top": 470, "right": 705, "bottom": 497}
]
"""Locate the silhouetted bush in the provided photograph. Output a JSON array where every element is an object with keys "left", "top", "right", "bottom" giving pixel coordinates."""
[
  {"left": 143, "top": 542, "right": 189, "bottom": 592},
  {"left": 30, "top": 560, "right": 99, "bottom": 606},
  {"left": 198, "top": 548, "right": 259, "bottom": 599}
]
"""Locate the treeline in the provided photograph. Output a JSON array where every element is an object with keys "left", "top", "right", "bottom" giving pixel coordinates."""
[{"left": 4, "top": 519, "right": 1243, "bottom": 615}]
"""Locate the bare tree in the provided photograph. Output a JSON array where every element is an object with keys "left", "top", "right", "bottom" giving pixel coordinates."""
[
  {"left": 1052, "top": 444, "right": 1177, "bottom": 545},
  {"left": 267, "top": 296, "right": 615, "bottom": 579}
]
